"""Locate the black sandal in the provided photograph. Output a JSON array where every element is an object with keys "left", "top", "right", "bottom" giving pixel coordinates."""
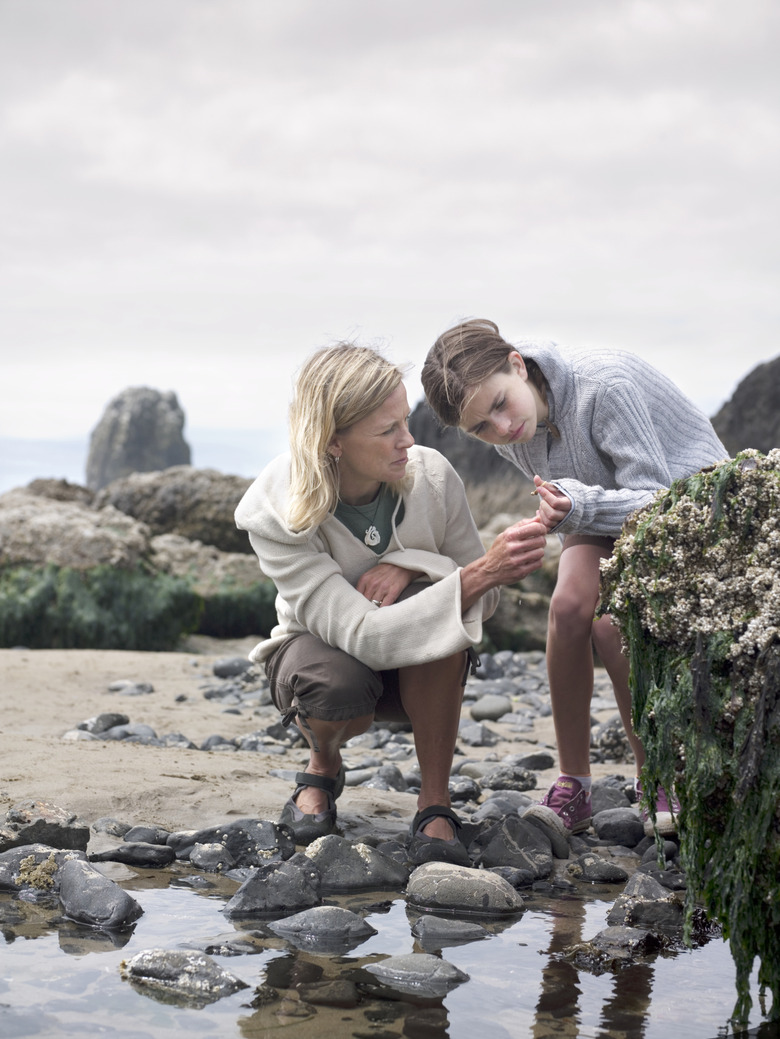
[
  {"left": 406, "top": 804, "right": 471, "bottom": 867},
  {"left": 278, "top": 767, "right": 346, "bottom": 844}
]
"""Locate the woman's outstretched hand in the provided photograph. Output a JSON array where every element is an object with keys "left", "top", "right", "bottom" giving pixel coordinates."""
[{"left": 460, "top": 517, "right": 547, "bottom": 611}]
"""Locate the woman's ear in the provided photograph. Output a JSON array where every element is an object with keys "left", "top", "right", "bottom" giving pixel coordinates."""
[
  {"left": 327, "top": 437, "right": 342, "bottom": 460},
  {"left": 508, "top": 351, "right": 528, "bottom": 380}
]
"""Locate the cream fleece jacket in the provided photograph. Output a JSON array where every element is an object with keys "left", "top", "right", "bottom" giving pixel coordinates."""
[{"left": 234, "top": 444, "right": 499, "bottom": 670}]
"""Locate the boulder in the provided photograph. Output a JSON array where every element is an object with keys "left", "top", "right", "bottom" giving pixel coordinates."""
[
  {"left": 86, "top": 387, "right": 190, "bottom": 491},
  {"left": 711, "top": 355, "right": 780, "bottom": 455},
  {"left": 0, "top": 490, "right": 150, "bottom": 570},
  {"left": 95, "top": 467, "right": 253, "bottom": 554}
]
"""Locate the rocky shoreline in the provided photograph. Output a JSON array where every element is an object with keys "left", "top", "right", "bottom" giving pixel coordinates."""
[{"left": 0, "top": 648, "right": 717, "bottom": 1014}]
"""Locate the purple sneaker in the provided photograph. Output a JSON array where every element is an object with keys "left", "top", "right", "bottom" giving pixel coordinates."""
[
  {"left": 524, "top": 776, "right": 592, "bottom": 841},
  {"left": 637, "top": 782, "right": 679, "bottom": 837}
]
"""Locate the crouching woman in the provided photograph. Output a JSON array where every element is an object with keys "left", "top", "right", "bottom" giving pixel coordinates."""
[{"left": 235, "top": 343, "right": 546, "bottom": 864}]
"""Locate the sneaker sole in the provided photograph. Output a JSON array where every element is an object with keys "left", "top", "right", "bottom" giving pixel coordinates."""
[{"left": 521, "top": 806, "right": 571, "bottom": 859}]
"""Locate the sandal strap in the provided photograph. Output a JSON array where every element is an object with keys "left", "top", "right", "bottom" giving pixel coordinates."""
[
  {"left": 294, "top": 770, "right": 342, "bottom": 796},
  {"left": 411, "top": 804, "right": 462, "bottom": 834}
]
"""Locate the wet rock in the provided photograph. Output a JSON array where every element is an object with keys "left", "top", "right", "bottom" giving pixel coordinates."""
[
  {"left": 91, "top": 817, "right": 133, "bottom": 838},
  {"left": 166, "top": 819, "right": 295, "bottom": 867},
  {"left": 515, "top": 750, "right": 555, "bottom": 771},
  {"left": 591, "top": 807, "right": 644, "bottom": 847},
  {"left": 58, "top": 859, "right": 143, "bottom": 929},
  {"left": 480, "top": 763, "right": 537, "bottom": 792},
  {"left": 363, "top": 952, "right": 469, "bottom": 997},
  {"left": 0, "top": 801, "right": 89, "bottom": 853},
  {"left": 470, "top": 814, "right": 554, "bottom": 877},
  {"left": 568, "top": 925, "right": 663, "bottom": 971},
  {"left": 406, "top": 862, "right": 525, "bottom": 917},
  {"left": 304, "top": 835, "right": 409, "bottom": 892},
  {"left": 269, "top": 905, "right": 377, "bottom": 954},
  {"left": 469, "top": 694, "right": 512, "bottom": 721},
  {"left": 120, "top": 948, "right": 248, "bottom": 1007},
  {"left": 606, "top": 870, "right": 686, "bottom": 934},
  {"left": 0, "top": 845, "right": 87, "bottom": 892},
  {"left": 410, "top": 914, "right": 490, "bottom": 950},
  {"left": 123, "top": 825, "right": 171, "bottom": 845},
  {"left": 222, "top": 857, "right": 322, "bottom": 919},
  {"left": 89, "top": 842, "right": 176, "bottom": 868},
  {"left": 100, "top": 722, "right": 158, "bottom": 742},
  {"left": 189, "top": 843, "right": 237, "bottom": 873},
  {"left": 566, "top": 853, "right": 630, "bottom": 884}
]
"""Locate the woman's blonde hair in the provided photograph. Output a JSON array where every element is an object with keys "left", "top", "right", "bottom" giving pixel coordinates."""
[
  {"left": 286, "top": 343, "right": 408, "bottom": 532},
  {"left": 422, "top": 318, "right": 549, "bottom": 428}
]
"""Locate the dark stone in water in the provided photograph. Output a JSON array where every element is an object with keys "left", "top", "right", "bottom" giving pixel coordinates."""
[
  {"left": 0, "top": 844, "right": 87, "bottom": 892},
  {"left": 269, "top": 905, "right": 377, "bottom": 954},
  {"left": 363, "top": 952, "right": 469, "bottom": 997},
  {"left": 58, "top": 859, "right": 143, "bottom": 929},
  {"left": 90, "top": 842, "right": 176, "bottom": 868},
  {"left": 120, "top": 948, "right": 248, "bottom": 1007},
  {"left": 167, "top": 818, "right": 295, "bottom": 867},
  {"left": 222, "top": 858, "right": 322, "bottom": 919},
  {"left": 124, "top": 825, "right": 172, "bottom": 845}
]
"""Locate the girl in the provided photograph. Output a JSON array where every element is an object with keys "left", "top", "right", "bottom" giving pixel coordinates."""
[
  {"left": 421, "top": 318, "right": 728, "bottom": 840},
  {"left": 235, "top": 342, "right": 547, "bottom": 863}
]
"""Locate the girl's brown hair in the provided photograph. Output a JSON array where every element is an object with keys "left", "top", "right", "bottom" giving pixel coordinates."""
[{"left": 422, "top": 318, "right": 548, "bottom": 428}]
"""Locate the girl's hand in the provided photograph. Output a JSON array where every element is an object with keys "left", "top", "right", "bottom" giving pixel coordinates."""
[
  {"left": 533, "top": 475, "right": 571, "bottom": 532},
  {"left": 356, "top": 563, "right": 424, "bottom": 607}
]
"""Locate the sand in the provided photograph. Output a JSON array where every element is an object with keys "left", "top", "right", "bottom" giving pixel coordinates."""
[{"left": 0, "top": 636, "right": 623, "bottom": 843}]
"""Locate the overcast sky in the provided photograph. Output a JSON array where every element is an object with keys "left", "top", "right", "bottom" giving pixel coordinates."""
[{"left": 1, "top": 0, "right": 778, "bottom": 478}]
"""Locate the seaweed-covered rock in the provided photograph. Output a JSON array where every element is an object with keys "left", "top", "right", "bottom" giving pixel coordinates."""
[{"left": 600, "top": 449, "right": 780, "bottom": 1025}]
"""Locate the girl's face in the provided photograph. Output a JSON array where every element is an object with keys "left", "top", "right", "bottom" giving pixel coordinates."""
[
  {"left": 329, "top": 383, "right": 414, "bottom": 504},
  {"left": 459, "top": 352, "right": 548, "bottom": 446}
]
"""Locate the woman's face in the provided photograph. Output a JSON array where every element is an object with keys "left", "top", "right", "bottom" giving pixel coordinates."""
[
  {"left": 459, "top": 352, "right": 547, "bottom": 446},
  {"left": 329, "top": 383, "right": 415, "bottom": 504}
]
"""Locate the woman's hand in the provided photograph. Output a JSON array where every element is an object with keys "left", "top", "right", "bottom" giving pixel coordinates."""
[
  {"left": 533, "top": 476, "right": 571, "bottom": 532},
  {"left": 356, "top": 563, "right": 424, "bottom": 607},
  {"left": 460, "top": 517, "right": 547, "bottom": 610}
]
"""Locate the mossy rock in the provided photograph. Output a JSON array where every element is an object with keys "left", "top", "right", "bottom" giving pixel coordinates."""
[{"left": 600, "top": 449, "right": 780, "bottom": 1027}]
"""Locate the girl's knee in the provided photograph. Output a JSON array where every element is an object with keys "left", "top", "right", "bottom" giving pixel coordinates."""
[{"left": 549, "top": 586, "right": 598, "bottom": 634}]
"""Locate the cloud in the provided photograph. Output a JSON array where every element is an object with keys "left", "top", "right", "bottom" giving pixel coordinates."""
[{"left": 0, "top": 0, "right": 777, "bottom": 448}]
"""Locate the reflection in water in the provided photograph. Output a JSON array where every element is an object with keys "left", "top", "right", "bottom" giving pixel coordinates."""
[
  {"left": 533, "top": 894, "right": 653, "bottom": 1039},
  {"left": 0, "top": 868, "right": 769, "bottom": 1038}
]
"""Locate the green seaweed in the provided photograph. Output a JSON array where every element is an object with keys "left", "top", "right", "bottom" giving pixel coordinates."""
[
  {"left": 599, "top": 449, "right": 780, "bottom": 1027},
  {"left": 0, "top": 563, "right": 202, "bottom": 650}
]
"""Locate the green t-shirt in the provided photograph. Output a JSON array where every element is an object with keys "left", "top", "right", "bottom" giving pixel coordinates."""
[{"left": 334, "top": 485, "right": 404, "bottom": 554}]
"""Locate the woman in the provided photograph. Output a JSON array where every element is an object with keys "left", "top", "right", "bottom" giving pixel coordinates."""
[{"left": 235, "top": 342, "right": 547, "bottom": 864}]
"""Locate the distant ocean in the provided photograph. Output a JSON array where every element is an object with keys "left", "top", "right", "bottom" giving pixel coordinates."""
[{"left": 0, "top": 428, "right": 285, "bottom": 495}]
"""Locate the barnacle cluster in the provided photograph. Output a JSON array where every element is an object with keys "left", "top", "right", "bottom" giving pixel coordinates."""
[{"left": 599, "top": 449, "right": 780, "bottom": 1027}]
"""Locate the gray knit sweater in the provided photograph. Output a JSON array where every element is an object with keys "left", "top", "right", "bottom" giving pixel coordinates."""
[{"left": 497, "top": 341, "right": 729, "bottom": 537}]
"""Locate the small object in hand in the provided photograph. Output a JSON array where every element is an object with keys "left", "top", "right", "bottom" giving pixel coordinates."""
[{"left": 532, "top": 481, "right": 553, "bottom": 496}]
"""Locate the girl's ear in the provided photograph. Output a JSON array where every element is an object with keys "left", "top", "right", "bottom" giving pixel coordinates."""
[
  {"left": 327, "top": 437, "right": 342, "bottom": 459},
  {"left": 508, "top": 351, "right": 528, "bottom": 380}
]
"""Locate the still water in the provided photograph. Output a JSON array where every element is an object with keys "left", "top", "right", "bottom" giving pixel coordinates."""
[{"left": 0, "top": 864, "right": 774, "bottom": 1039}]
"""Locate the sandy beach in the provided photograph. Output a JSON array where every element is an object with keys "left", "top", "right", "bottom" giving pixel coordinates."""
[{"left": 0, "top": 636, "right": 623, "bottom": 843}]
